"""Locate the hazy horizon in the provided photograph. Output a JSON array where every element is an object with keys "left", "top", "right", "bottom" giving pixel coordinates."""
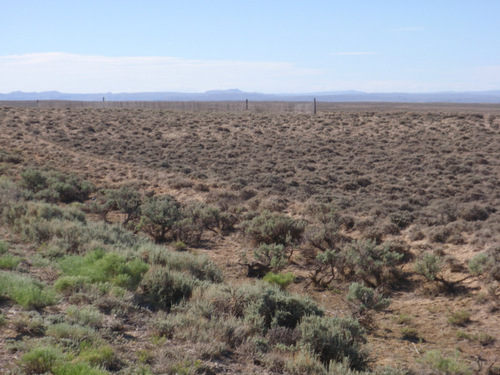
[
  {"left": 2, "top": 88, "right": 500, "bottom": 96},
  {"left": 1, "top": 1, "right": 499, "bottom": 94}
]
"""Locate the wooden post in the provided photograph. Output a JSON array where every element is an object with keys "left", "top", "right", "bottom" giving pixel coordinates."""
[
  {"left": 246, "top": 99, "right": 248, "bottom": 110},
  {"left": 313, "top": 98, "right": 317, "bottom": 115},
  {"left": 103, "top": 97, "right": 105, "bottom": 102}
]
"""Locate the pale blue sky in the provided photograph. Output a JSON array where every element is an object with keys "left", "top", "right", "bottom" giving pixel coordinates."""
[{"left": 1, "top": 0, "right": 499, "bottom": 93}]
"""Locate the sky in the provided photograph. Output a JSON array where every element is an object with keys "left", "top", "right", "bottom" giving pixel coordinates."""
[{"left": 1, "top": 0, "right": 499, "bottom": 94}]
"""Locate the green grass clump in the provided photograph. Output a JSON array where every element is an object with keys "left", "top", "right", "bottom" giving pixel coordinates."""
[
  {"left": 20, "top": 345, "right": 66, "bottom": 374},
  {"left": 53, "top": 362, "right": 109, "bottom": 375},
  {"left": 0, "top": 254, "right": 22, "bottom": 269},
  {"left": 58, "top": 249, "right": 149, "bottom": 290},
  {"left": 13, "top": 311, "right": 46, "bottom": 335},
  {"left": 456, "top": 330, "right": 471, "bottom": 340},
  {"left": 284, "top": 348, "right": 326, "bottom": 375},
  {"left": 54, "top": 275, "right": 92, "bottom": 295},
  {"left": 0, "top": 271, "right": 57, "bottom": 309},
  {"left": 400, "top": 327, "right": 419, "bottom": 340},
  {"left": 263, "top": 272, "right": 295, "bottom": 290},
  {"left": 472, "top": 332, "right": 495, "bottom": 346},
  {"left": 395, "top": 314, "right": 413, "bottom": 325},
  {"left": 0, "top": 240, "right": 10, "bottom": 254},
  {"left": 77, "top": 342, "right": 116, "bottom": 368},
  {"left": 19, "top": 339, "right": 109, "bottom": 374},
  {"left": 67, "top": 305, "right": 103, "bottom": 327},
  {"left": 46, "top": 322, "right": 98, "bottom": 343},
  {"left": 421, "top": 350, "right": 472, "bottom": 375},
  {"left": 448, "top": 310, "right": 471, "bottom": 326}
]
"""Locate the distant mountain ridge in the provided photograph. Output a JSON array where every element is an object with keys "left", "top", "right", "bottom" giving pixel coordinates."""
[{"left": 1, "top": 89, "right": 500, "bottom": 103}]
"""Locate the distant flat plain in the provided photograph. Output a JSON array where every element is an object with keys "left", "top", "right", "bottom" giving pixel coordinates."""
[{"left": 1, "top": 100, "right": 500, "bottom": 113}]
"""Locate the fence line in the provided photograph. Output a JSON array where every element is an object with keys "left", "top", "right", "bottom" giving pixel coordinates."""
[
  {"left": 0, "top": 100, "right": 315, "bottom": 113},
  {"left": 2, "top": 100, "right": 496, "bottom": 113}
]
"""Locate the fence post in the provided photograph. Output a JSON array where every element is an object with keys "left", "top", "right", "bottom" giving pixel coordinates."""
[
  {"left": 313, "top": 98, "right": 317, "bottom": 115},
  {"left": 246, "top": 99, "right": 248, "bottom": 110}
]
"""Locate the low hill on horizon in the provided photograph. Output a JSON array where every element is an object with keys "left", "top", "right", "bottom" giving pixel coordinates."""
[{"left": 1, "top": 89, "right": 500, "bottom": 103}]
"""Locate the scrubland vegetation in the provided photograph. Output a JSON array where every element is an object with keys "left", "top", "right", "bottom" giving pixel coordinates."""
[{"left": 0, "top": 105, "right": 499, "bottom": 374}]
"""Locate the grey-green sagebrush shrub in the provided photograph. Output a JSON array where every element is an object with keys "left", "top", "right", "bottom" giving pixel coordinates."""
[
  {"left": 0, "top": 149, "right": 22, "bottom": 164},
  {"left": 458, "top": 204, "right": 491, "bottom": 222},
  {"left": 139, "top": 243, "right": 223, "bottom": 283},
  {"left": 20, "top": 169, "right": 47, "bottom": 193},
  {"left": 389, "top": 211, "right": 415, "bottom": 230},
  {"left": 347, "top": 282, "right": 391, "bottom": 314},
  {"left": 182, "top": 201, "right": 220, "bottom": 231},
  {"left": 244, "top": 210, "right": 306, "bottom": 247},
  {"left": 112, "top": 185, "right": 142, "bottom": 225},
  {"left": 310, "top": 239, "right": 407, "bottom": 288},
  {"left": 91, "top": 186, "right": 142, "bottom": 224},
  {"left": 139, "top": 195, "right": 182, "bottom": 243},
  {"left": 172, "top": 217, "right": 204, "bottom": 247},
  {"left": 3, "top": 197, "right": 146, "bottom": 255},
  {"left": 30, "top": 202, "right": 87, "bottom": 223},
  {"left": 21, "top": 168, "right": 94, "bottom": 203},
  {"left": 468, "top": 246, "right": 500, "bottom": 281},
  {"left": 253, "top": 243, "right": 290, "bottom": 271},
  {"left": 0, "top": 178, "right": 24, "bottom": 221},
  {"left": 298, "top": 315, "right": 369, "bottom": 371},
  {"left": 170, "top": 201, "right": 223, "bottom": 246},
  {"left": 140, "top": 266, "right": 198, "bottom": 310},
  {"left": 244, "top": 285, "right": 323, "bottom": 331},
  {"left": 86, "top": 189, "right": 117, "bottom": 222},
  {"left": 304, "top": 203, "right": 343, "bottom": 251},
  {"left": 48, "top": 174, "right": 94, "bottom": 203},
  {"left": 241, "top": 242, "right": 294, "bottom": 277},
  {"left": 414, "top": 252, "right": 443, "bottom": 281},
  {"left": 310, "top": 248, "right": 347, "bottom": 287},
  {"left": 468, "top": 253, "right": 489, "bottom": 276},
  {"left": 285, "top": 348, "right": 328, "bottom": 375},
  {"left": 345, "top": 239, "right": 404, "bottom": 286},
  {"left": 187, "top": 284, "right": 250, "bottom": 320}
]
